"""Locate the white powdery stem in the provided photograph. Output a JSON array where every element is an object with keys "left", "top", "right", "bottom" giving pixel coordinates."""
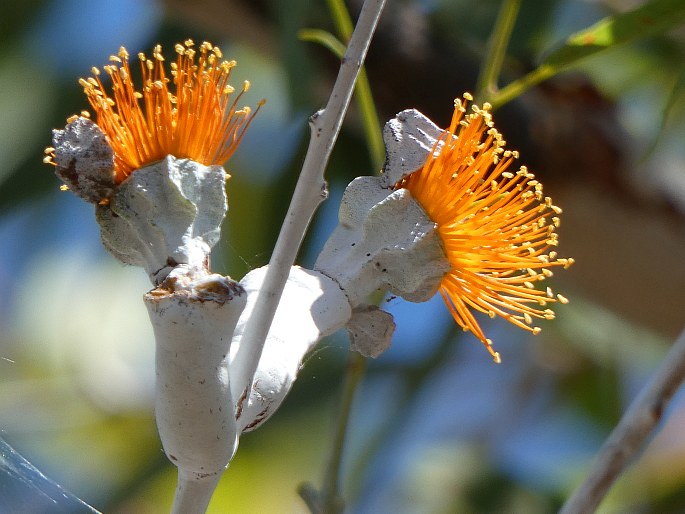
[
  {"left": 171, "top": 470, "right": 222, "bottom": 514},
  {"left": 145, "top": 272, "right": 246, "bottom": 513},
  {"left": 96, "top": 156, "right": 228, "bottom": 285},
  {"left": 231, "top": 266, "right": 352, "bottom": 432},
  {"left": 84, "top": 152, "right": 243, "bottom": 512}
]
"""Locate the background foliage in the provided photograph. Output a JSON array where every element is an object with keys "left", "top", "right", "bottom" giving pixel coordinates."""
[{"left": 1, "top": 0, "right": 685, "bottom": 512}]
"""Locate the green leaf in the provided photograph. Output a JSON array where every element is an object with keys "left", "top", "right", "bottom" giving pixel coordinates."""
[
  {"left": 491, "top": 0, "right": 685, "bottom": 110},
  {"left": 326, "top": 0, "right": 355, "bottom": 41},
  {"left": 299, "top": 29, "right": 347, "bottom": 58},
  {"left": 542, "top": 0, "right": 685, "bottom": 69}
]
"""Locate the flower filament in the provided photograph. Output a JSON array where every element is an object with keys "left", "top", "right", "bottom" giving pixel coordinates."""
[
  {"left": 46, "top": 39, "right": 263, "bottom": 183},
  {"left": 397, "top": 94, "right": 572, "bottom": 362}
]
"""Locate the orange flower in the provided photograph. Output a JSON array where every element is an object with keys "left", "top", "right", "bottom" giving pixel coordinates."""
[
  {"left": 46, "top": 39, "right": 263, "bottom": 183},
  {"left": 396, "top": 94, "right": 572, "bottom": 363}
]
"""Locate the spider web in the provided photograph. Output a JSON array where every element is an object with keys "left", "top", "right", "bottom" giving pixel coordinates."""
[{"left": 0, "top": 435, "right": 100, "bottom": 514}]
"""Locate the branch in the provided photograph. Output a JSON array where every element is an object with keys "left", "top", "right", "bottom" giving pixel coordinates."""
[
  {"left": 230, "top": 0, "right": 387, "bottom": 411},
  {"left": 560, "top": 326, "right": 685, "bottom": 514}
]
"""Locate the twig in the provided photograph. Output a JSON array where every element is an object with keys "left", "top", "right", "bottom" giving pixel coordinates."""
[
  {"left": 560, "top": 326, "right": 685, "bottom": 514},
  {"left": 297, "top": 353, "right": 368, "bottom": 514},
  {"left": 230, "top": 0, "right": 387, "bottom": 412},
  {"left": 475, "top": 0, "right": 521, "bottom": 103},
  {"left": 320, "top": 352, "right": 367, "bottom": 512},
  {"left": 488, "top": 65, "right": 554, "bottom": 111}
]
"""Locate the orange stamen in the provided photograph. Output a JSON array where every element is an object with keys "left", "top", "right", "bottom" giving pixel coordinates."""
[
  {"left": 50, "top": 39, "right": 264, "bottom": 183},
  {"left": 396, "top": 94, "right": 572, "bottom": 362}
]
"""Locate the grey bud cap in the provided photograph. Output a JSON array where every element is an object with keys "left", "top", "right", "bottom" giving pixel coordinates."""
[
  {"left": 51, "top": 117, "right": 116, "bottom": 204},
  {"left": 381, "top": 109, "right": 445, "bottom": 188}
]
